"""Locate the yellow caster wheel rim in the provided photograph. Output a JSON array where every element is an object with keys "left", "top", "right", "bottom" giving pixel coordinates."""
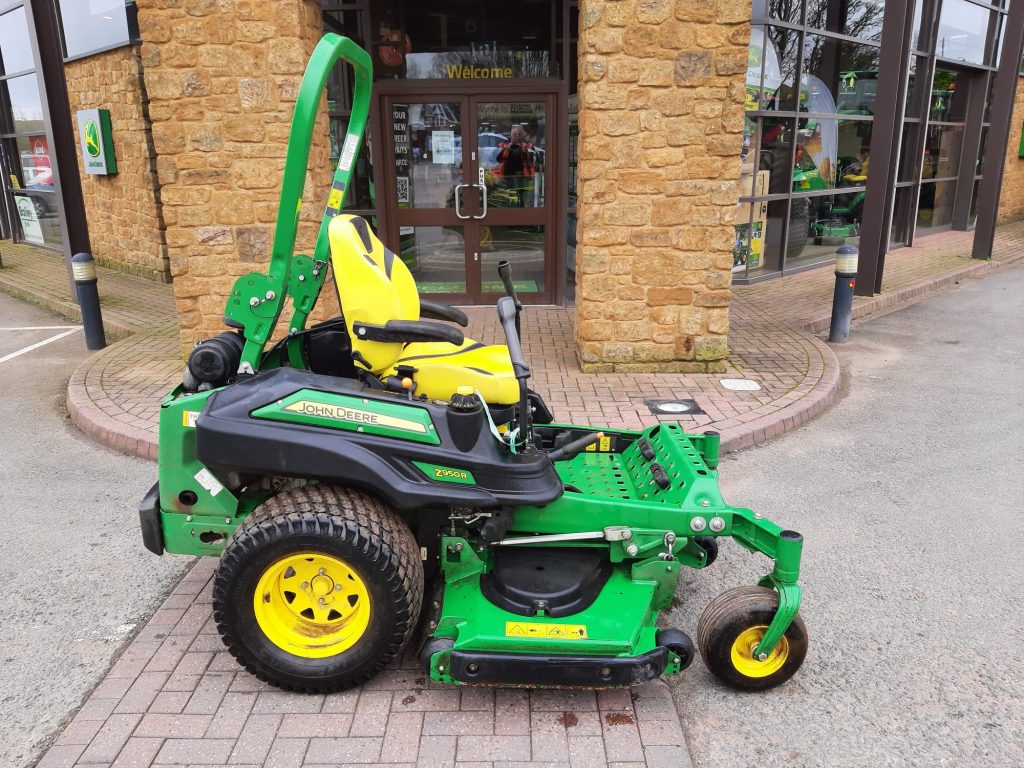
[
  {"left": 730, "top": 625, "right": 790, "bottom": 678},
  {"left": 254, "top": 552, "right": 371, "bottom": 659}
]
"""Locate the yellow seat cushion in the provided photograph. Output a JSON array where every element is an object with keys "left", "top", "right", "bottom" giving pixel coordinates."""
[{"left": 390, "top": 339, "right": 519, "bottom": 405}]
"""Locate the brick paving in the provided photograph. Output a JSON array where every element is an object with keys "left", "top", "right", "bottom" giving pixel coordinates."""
[{"left": 37, "top": 559, "right": 692, "bottom": 768}]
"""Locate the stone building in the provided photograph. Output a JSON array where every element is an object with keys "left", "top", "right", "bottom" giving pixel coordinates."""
[{"left": 0, "top": 0, "right": 1021, "bottom": 368}]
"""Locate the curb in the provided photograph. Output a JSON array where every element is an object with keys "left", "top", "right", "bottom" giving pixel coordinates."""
[
  {"left": 66, "top": 325, "right": 841, "bottom": 463},
  {"left": 0, "top": 274, "right": 137, "bottom": 339},
  {"left": 718, "top": 330, "right": 841, "bottom": 454},
  {"left": 66, "top": 329, "right": 165, "bottom": 461}
]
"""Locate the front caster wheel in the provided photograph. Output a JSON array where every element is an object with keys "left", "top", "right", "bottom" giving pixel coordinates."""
[
  {"left": 694, "top": 536, "right": 718, "bottom": 566},
  {"left": 213, "top": 486, "right": 424, "bottom": 692},
  {"left": 697, "top": 585, "right": 807, "bottom": 691}
]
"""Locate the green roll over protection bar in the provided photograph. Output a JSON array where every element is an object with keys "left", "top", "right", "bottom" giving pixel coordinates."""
[{"left": 223, "top": 34, "right": 372, "bottom": 371}]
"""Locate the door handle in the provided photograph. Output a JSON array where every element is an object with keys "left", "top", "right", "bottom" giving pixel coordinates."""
[{"left": 454, "top": 183, "right": 470, "bottom": 220}]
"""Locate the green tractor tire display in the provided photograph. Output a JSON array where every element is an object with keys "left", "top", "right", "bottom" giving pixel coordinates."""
[{"left": 139, "top": 34, "right": 808, "bottom": 693}]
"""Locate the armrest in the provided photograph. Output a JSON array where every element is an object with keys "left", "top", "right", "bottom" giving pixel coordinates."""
[
  {"left": 419, "top": 299, "right": 469, "bottom": 327},
  {"left": 352, "top": 319, "right": 465, "bottom": 346}
]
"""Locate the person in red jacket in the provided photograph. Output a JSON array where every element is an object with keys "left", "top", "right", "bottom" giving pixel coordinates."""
[{"left": 496, "top": 125, "right": 535, "bottom": 206}]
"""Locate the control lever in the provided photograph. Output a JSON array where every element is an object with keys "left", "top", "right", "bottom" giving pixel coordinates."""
[
  {"left": 497, "top": 259, "right": 522, "bottom": 339},
  {"left": 497, "top": 296, "right": 531, "bottom": 447},
  {"left": 547, "top": 432, "right": 604, "bottom": 463}
]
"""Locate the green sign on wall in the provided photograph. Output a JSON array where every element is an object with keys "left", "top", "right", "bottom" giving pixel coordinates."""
[{"left": 76, "top": 108, "right": 117, "bottom": 175}]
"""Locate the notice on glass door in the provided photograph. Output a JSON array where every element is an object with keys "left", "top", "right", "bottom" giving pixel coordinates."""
[
  {"left": 432, "top": 130, "right": 455, "bottom": 165},
  {"left": 15, "top": 196, "right": 44, "bottom": 245}
]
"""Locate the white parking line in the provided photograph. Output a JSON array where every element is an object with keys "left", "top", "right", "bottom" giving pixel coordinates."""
[
  {"left": 0, "top": 326, "right": 81, "bottom": 331},
  {"left": 0, "top": 327, "right": 81, "bottom": 364}
]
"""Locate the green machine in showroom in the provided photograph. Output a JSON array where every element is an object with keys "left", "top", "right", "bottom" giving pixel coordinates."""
[{"left": 140, "top": 34, "right": 808, "bottom": 693}]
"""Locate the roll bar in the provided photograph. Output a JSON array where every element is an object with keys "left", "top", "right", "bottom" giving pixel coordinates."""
[{"left": 227, "top": 34, "right": 373, "bottom": 370}]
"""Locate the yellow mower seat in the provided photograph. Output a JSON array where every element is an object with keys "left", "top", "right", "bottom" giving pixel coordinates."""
[{"left": 328, "top": 214, "right": 519, "bottom": 405}]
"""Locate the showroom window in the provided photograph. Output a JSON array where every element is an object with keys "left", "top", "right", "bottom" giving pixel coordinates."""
[
  {"left": 56, "top": 0, "right": 139, "bottom": 61},
  {"left": 738, "top": 0, "right": 1012, "bottom": 281}
]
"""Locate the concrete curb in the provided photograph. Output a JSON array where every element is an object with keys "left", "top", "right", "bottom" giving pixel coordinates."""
[
  {"left": 0, "top": 273, "right": 137, "bottom": 339},
  {"left": 66, "top": 327, "right": 167, "bottom": 462}
]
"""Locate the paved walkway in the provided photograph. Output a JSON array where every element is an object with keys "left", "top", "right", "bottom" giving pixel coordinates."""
[{"left": 38, "top": 559, "right": 691, "bottom": 768}]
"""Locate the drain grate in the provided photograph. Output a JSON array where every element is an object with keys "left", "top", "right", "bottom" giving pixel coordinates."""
[{"left": 645, "top": 399, "right": 704, "bottom": 416}]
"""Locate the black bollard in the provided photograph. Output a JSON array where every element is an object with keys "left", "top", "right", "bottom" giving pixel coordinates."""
[
  {"left": 71, "top": 252, "right": 106, "bottom": 350},
  {"left": 828, "top": 245, "right": 858, "bottom": 344}
]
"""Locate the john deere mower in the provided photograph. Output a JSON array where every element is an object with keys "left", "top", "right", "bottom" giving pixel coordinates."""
[{"left": 139, "top": 35, "right": 808, "bottom": 693}]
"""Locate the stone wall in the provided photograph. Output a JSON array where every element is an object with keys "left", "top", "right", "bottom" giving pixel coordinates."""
[
  {"left": 998, "top": 76, "right": 1024, "bottom": 223},
  {"left": 573, "top": 0, "right": 748, "bottom": 373},
  {"left": 136, "top": 0, "right": 335, "bottom": 355},
  {"left": 65, "top": 46, "right": 169, "bottom": 282}
]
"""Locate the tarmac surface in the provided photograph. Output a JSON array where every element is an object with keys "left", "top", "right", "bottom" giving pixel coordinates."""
[
  {"left": 665, "top": 264, "right": 1024, "bottom": 766},
  {"left": 0, "top": 293, "right": 191, "bottom": 768}
]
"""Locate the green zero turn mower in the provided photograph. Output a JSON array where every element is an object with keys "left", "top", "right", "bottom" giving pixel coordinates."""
[{"left": 139, "top": 35, "right": 808, "bottom": 693}]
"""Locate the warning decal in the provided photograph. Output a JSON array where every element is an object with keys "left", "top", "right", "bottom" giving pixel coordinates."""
[{"left": 505, "top": 622, "right": 588, "bottom": 640}]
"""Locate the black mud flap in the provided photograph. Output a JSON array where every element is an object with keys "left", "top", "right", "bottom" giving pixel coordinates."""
[
  {"left": 139, "top": 482, "right": 164, "bottom": 555},
  {"left": 448, "top": 647, "right": 669, "bottom": 687}
]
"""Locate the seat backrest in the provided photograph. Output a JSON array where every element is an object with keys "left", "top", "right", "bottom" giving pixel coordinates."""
[{"left": 328, "top": 214, "right": 420, "bottom": 372}]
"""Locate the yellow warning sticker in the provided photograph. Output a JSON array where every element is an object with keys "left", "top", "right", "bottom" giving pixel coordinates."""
[
  {"left": 585, "top": 435, "right": 612, "bottom": 452},
  {"left": 327, "top": 188, "right": 344, "bottom": 210},
  {"left": 182, "top": 410, "right": 199, "bottom": 428},
  {"left": 505, "top": 622, "right": 588, "bottom": 639}
]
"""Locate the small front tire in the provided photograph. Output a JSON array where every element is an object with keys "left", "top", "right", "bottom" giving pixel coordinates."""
[{"left": 697, "top": 585, "right": 807, "bottom": 691}]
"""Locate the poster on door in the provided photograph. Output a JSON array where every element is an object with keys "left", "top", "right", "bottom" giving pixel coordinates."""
[
  {"left": 432, "top": 130, "right": 455, "bottom": 165},
  {"left": 16, "top": 196, "right": 44, "bottom": 245},
  {"left": 392, "top": 103, "right": 410, "bottom": 207}
]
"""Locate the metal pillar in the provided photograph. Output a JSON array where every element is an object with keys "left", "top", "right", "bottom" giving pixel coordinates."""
[
  {"left": 971, "top": 0, "right": 1024, "bottom": 260},
  {"left": 855, "top": 0, "right": 914, "bottom": 297},
  {"left": 24, "top": 1, "right": 95, "bottom": 295}
]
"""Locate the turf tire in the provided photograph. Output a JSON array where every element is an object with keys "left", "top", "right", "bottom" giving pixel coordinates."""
[
  {"left": 212, "top": 485, "right": 423, "bottom": 692},
  {"left": 697, "top": 585, "right": 807, "bottom": 692}
]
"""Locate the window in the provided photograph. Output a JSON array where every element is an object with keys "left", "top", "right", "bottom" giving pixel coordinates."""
[
  {"left": 0, "top": 7, "right": 34, "bottom": 75},
  {"left": 57, "top": 0, "right": 138, "bottom": 61},
  {"left": 936, "top": 0, "right": 993, "bottom": 65}
]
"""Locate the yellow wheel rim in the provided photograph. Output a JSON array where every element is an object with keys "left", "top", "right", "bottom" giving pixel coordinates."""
[
  {"left": 730, "top": 625, "right": 790, "bottom": 678},
  {"left": 253, "top": 552, "right": 371, "bottom": 659}
]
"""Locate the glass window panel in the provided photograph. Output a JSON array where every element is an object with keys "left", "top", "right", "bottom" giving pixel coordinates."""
[
  {"left": 403, "top": 226, "right": 466, "bottom": 294},
  {"left": 760, "top": 26, "right": 800, "bottom": 111},
  {"left": 890, "top": 186, "right": 916, "bottom": 245},
  {"left": 392, "top": 102, "right": 461, "bottom": 210},
  {"left": 917, "top": 180, "right": 957, "bottom": 229},
  {"left": 478, "top": 101, "right": 546, "bottom": 209},
  {"left": 759, "top": 117, "right": 796, "bottom": 194},
  {"left": 395, "top": 0, "right": 551, "bottom": 79},
  {"left": 969, "top": 179, "right": 980, "bottom": 227},
  {"left": 801, "top": 35, "right": 881, "bottom": 116},
  {"left": 58, "top": 0, "right": 132, "bottom": 59},
  {"left": 906, "top": 57, "right": 929, "bottom": 118},
  {"left": 898, "top": 123, "right": 921, "bottom": 182},
  {"left": 480, "top": 225, "right": 545, "bottom": 294},
  {"left": 936, "top": 0, "right": 992, "bottom": 65},
  {"left": 929, "top": 68, "right": 968, "bottom": 122},
  {"left": 793, "top": 118, "right": 869, "bottom": 191},
  {"left": 752, "top": 0, "right": 800, "bottom": 24},
  {"left": 733, "top": 202, "right": 753, "bottom": 277},
  {"left": 566, "top": 212, "right": 576, "bottom": 302},
  {"left": 3, "top": 74, "right": 44, "bottom": 134},
  {"left": 787, "top": 192, "right": 865, "bottom": 268},
  {"left": 15, "top": 134, "right": 53, "bottom": 189},
  {"left": 911, "top": 0, "right": 927, "bottom": 52},
  {"left": 805, "top": 0, "right": 884, "bottom": 42},
  {"left": 759, "top": 199, "right": 786, "bottom": 273},
  {"left": 922, "top": 124, "right": 964, "bottom": 179},
  {"left": 977, "top": 127, "right": 988, "bottom": 175},
  {"left": 0, "top": 7, "right": 34, "bottom": 74}
]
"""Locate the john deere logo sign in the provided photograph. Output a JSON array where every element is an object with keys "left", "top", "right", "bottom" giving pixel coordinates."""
[
  {"left": 76, "top": 109, "right": 117, "bottom": 175},
  {"left": 84, "top": 121, "right": 101, "bottom": 158}
]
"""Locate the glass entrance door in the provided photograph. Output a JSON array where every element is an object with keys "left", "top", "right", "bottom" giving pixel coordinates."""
[{"left": 383, "top": 94, "right": 555, "bottom": 304}]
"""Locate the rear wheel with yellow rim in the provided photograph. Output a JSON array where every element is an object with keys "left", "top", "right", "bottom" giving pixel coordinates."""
[
  {"left": 213, "top": 485, "right": 423, "bottom": 692},
  {"left": 697, "top": 585, "right": 807, "bottom": 691}
]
